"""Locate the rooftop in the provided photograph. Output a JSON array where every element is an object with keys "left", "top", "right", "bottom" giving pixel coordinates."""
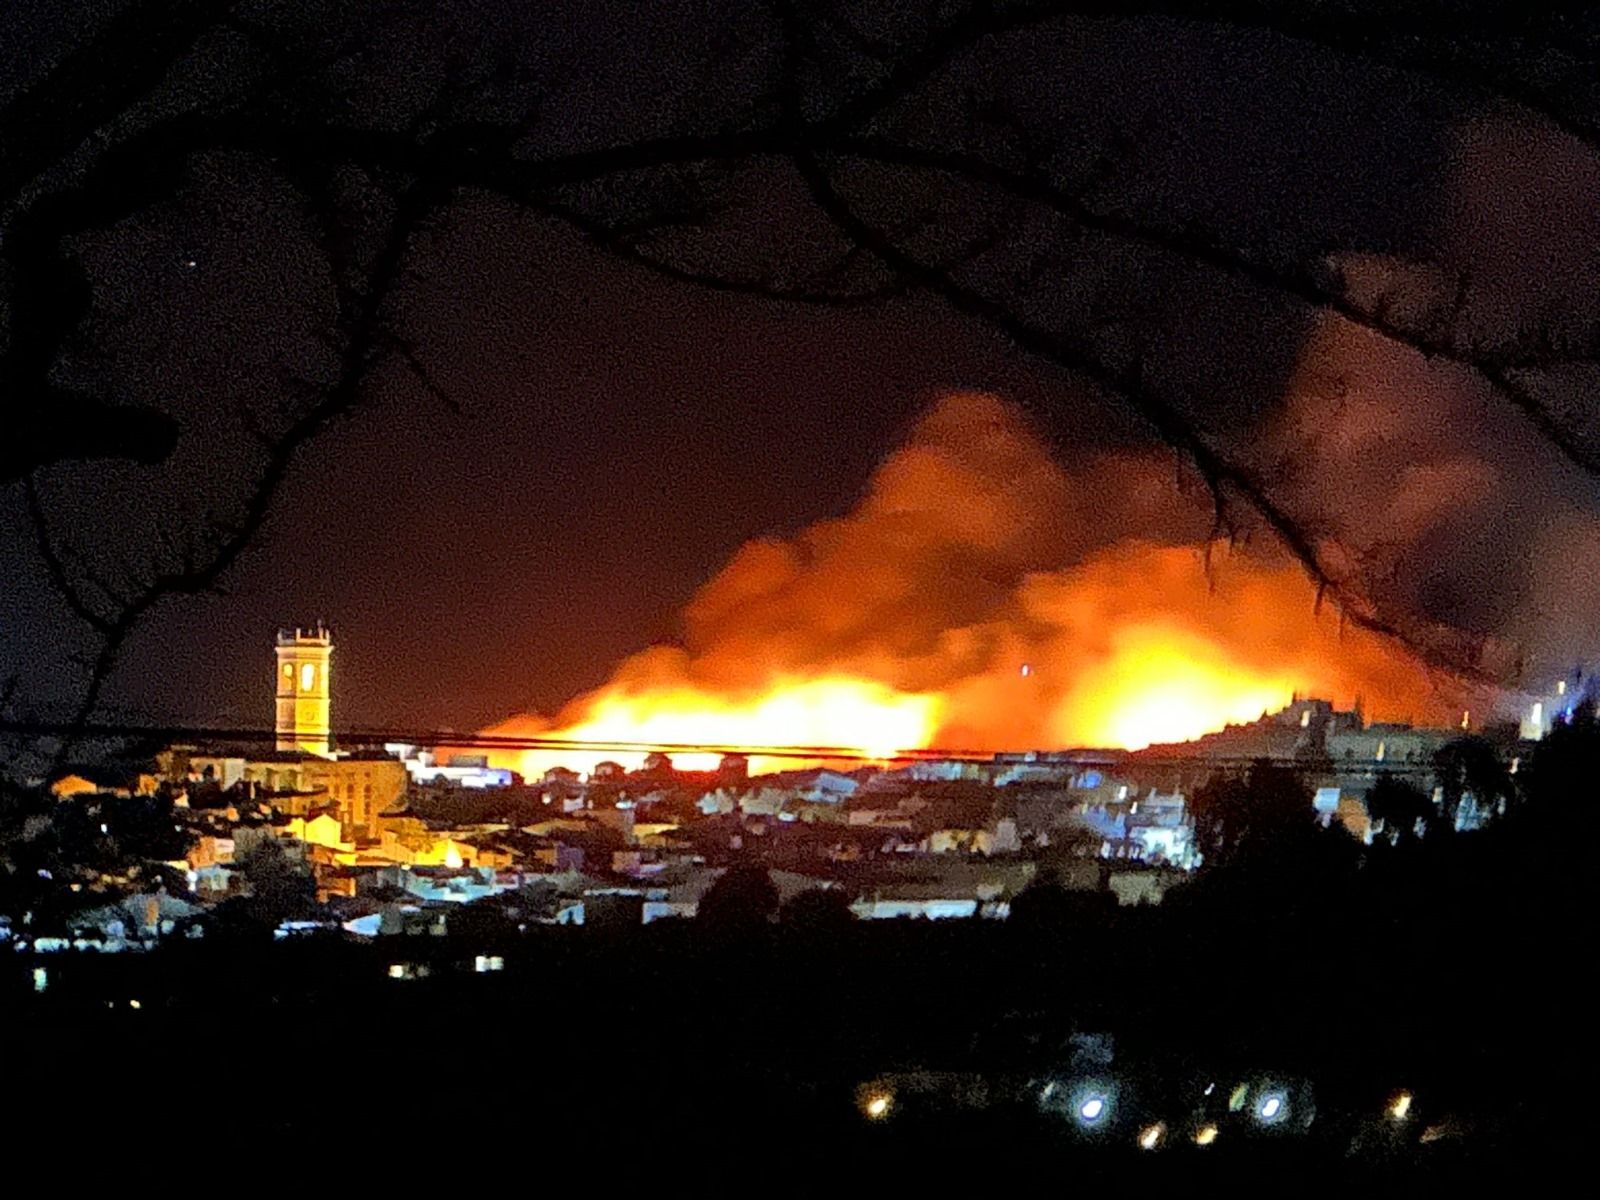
[{"left": 277, "top": 622, "right": 332, "bottom": 646}]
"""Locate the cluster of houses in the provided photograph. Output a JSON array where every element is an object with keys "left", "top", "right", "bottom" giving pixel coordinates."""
[
  {"left": 36, "top": 740, "right": 1197, "bottom": 948},
  {"left": 19, "top": 630, "right": 1554, "bottom": 954}
]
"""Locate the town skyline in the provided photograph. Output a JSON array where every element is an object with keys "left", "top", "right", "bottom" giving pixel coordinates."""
[{"left": 4, "top": 0, "right": 1594, "bottom": 1175}]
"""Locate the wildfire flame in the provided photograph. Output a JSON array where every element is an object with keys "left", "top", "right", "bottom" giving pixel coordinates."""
[
  {"left": 511, "top": 677, "right": 940, "bottom": 777},
  {"left": 1063, "top": 624, "right": 1300, "bottom": 750},
  {"left": 484, "top": 394, "right": 1455, "bottom": 779}
]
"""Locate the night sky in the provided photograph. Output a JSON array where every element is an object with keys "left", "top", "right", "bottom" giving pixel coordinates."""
[{"left": 4, "top": 2, "right": 1598, "bottom": 736}]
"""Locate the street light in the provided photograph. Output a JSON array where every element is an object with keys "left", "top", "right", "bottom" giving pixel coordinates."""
[{"left": 1255, "top": 1090, "right": 1288, "bottom": 1126}]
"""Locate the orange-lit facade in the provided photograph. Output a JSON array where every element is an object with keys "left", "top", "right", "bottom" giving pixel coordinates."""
[{"left": 276, "top": 625, "right": 332, "bottom": 755}]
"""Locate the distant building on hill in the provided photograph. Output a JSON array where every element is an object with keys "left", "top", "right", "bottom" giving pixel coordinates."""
[
  {"left": 156, "top": 625, "right": 405, "bottom": 841},
  {"left": 275, "top": 624, "right": 332, "bottom": 755}
]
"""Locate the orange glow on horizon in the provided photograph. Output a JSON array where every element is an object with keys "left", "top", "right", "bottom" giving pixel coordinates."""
[
  {"left": 476, "top": 395, "right": 1459, "bottom": 779},
  {"left": 1056, "top": 625, "right": 1300, "bottom": 750},
  {"left": 491, "top": 676, "right": 942, "bottom": 779},
  {"left": 484, "top": 640, "right": 1315, "bottom": 777}
]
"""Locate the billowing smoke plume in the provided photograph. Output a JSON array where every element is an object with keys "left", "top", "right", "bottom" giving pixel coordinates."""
[
  {"left": 1260, "top": 115, "right": 1600, "bottom": 687},
  {"left": 486, "top": 392, "right": 1467, "bottom": 773}
]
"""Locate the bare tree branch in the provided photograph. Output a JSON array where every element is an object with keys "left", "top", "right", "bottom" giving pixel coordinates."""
[
  {"left": 390, "top": 335, "right": 461, "bottom": 414},
  {"left": 38, "top": 180, "right": 439, "bottom": 766},
  {"left": 23, "top": 475, "right": 115, "bottom": 634},
  {"left": 0, "top": 0, "right": 227, "bottom": 206},
  {"left": 540, "top": 192, "right": 1014, "bottom": 308},
  {"left": 9, "top": 0, "right": 1595, "bottom": 742},
  {"left": 830, "top": 135, "right": 1600, "bottom": 477},
  {"left": 793, "top": 144, "right": 1495, "bottom": 679}
]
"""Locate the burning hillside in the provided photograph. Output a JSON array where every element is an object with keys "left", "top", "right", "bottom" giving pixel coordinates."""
[{"left": 482, "top": 393, "right": 1462, "bottom": 777}]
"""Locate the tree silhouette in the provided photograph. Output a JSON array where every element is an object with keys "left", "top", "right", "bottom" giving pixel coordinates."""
[
  {"left": 0, "top": 781, "right": 193, "bottom": 930},
  {"left": 1432, "top": 735, "right": 1513, "bottom": 831},
  {"left": 1007, "top": 866, "right": 1115, "bottom": 939},
  {"left": 697, "top": 865, "right": 779, "bottom": 936},
  {"left": 1007, "top": 868, "right": 1077, "bottom": 933},
  {"left": 4, "top": 1, "right": 1599, "bottom": 746},
  {"left": 1189, "top": 760, "right": 1314, "bottom": 867},
  {"left": 1364, "top": 773, "right": 1434, "bottom": 844},
  {"left": 1521, "top": 701, "right": 1600, "bottom": 820},
  {"left": 780, "top": 886, "right": 856, "bottom": 936},
  {"left": 224, "top": 837, "right": 317, "bottom": 933}
]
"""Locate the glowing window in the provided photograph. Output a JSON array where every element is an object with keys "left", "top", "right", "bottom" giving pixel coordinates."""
[
  {"left": 1375, "top": 741, "right": 1386, "bottom": 762},
  {"left": 300, "top": 662, "right": 316, "bottom": 691},
  {"left": 282, "top": 663, "right": 293, "bottom": 677}
]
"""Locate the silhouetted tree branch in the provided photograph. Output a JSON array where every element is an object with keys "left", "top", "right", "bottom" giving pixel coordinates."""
[
  {"left": 22, "top": 175, "right": 440, "bottom": 764},
  {"left": 6, "top": 0, "right": 1600, "bottom": 747}
]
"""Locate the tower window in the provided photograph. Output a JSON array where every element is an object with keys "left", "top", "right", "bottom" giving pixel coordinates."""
[
  {"left": 300, "top": 662, "right": 316, "bottom": 692},
  {"left": 283, "top": 664, "right": 293, "bottom": 677}
]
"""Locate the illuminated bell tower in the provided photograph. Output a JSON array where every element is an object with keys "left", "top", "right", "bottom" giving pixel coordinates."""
[{"left": 275, "top": 624, "right": 333, "bottom": 755}]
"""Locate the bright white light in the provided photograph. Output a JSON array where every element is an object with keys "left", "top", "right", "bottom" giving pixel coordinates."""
[
  {"left": 1388, "top": 1092, "right": 1412, "bottom": 1121},
  {"left": 32, "top": 967, "right": 47, "bottom": 994},
  {"left": 128, "top": 999, "right": 141, "bottom": 1010},
  {"left": 388, "top": 964, "right": 406, "bottom": 979},
  {"left": 1203, "top": 1082, "right": 1215, "bottom": 1096},
  {"left": 1020, "top": 663, "right": 1032, "bottom": 677},
  {"left": 1079, "top": 1096, "right": 1106, "bottom": 1123},
  {"left": 863, "top": 1092, "right": 892, "bottom": 1120},
  {"left": 1194, "top": 1123, "right": 1219, "bottom": 1146},
  {"left": 1138, "top": 1123, "right": 1164, "bottom": 1150},
  {"left": 1256, "top": 1091, "right": 1287, "bottom": 1124}
]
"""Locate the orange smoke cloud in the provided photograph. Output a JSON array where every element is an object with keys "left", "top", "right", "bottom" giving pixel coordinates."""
[{"left": 486, "top": 393, "right": 1457, "bottom": 777}]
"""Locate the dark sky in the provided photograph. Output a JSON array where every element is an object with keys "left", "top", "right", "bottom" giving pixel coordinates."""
[
  {"left": 4, "top": 217, "right": 1105, "bottom": 730},
  {"left": 4, "top": 2, "right": 1596, "bottom": 737}
]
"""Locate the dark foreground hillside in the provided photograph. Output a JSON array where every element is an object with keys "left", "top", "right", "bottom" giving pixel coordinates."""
[{"left": 5, "top": 890, "right": 1580, "bottom": 1186}]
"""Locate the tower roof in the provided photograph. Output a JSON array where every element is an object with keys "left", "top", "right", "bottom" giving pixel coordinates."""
[{"left": 277, "top": 622, "right": 332, "bottom": 647}]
